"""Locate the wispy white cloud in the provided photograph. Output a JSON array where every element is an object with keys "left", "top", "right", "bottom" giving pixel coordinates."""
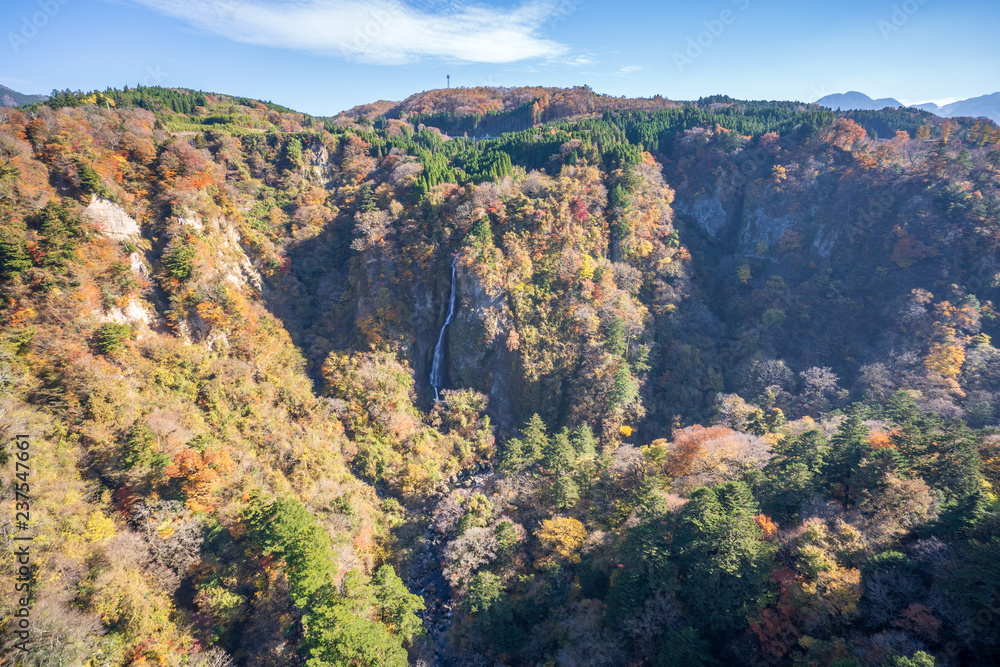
[
  {"left": 619, "top": 65, "right": 641, "bottom": 73},
  {"left": 125, "top": 0, "right": 569, "bottom": 64}
]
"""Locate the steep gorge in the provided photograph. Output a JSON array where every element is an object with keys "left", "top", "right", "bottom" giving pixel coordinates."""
[{"left": 3, "top": 87, "right": 1000, "bottom": 666}]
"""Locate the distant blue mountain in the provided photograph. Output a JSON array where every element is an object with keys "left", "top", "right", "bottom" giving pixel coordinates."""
[
  {"left": 913, "top": 93, "right": 1000, "bottom": 124},
  {"left": 815, "top": 91, "right": 903, "bottom": 111},
  {"left": 0, "top": 85, "right": 48, "bottom": 107},
  {"left": 816, "top": 90, "right": 1000, "bottom": 124}
]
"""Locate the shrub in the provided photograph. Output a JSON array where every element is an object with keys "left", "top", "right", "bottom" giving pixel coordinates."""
[
  {"left": 163, "top": 239, "right": 197, "bottom": 281},
  {"left": 78, "top": 160, "right": 112, "bottom": 199},
  {"left": 94, "top": 323, "right": 133, "bottom": 355},
  {"left": 0, "top": 229, "right": 30, "bottom": 279}
]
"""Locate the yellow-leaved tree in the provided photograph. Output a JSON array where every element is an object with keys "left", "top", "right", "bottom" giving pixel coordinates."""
[{"left": 536, "top": 516, "right": 587, "bottom": 564}]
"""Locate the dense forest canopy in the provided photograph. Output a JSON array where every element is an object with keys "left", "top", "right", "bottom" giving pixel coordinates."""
[{"left": 1, "top": 84, "right": 1000, "bottom": 666}]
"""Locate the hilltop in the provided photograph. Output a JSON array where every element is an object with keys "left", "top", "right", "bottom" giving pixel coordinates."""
[
  {"left": 815, "top": 90, "right": 904, "bottom": 111},
  {"left": 332, "top": 85, "right": 681, "bottom": 136},
  {"left": 0, "top": 84, "right": 47, "bottom": 107}
]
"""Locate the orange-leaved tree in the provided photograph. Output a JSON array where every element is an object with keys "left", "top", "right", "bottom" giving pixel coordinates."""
[{"left": 165, "top": 447, "right": 235, "bottom": 512}]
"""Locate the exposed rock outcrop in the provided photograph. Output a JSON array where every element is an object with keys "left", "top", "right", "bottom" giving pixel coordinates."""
[
  {"left": 676, "top": 184, "right": 727, "bottom": 238},
  {"left": 84, "top": 196, "right": 140, "bottom": 239}
]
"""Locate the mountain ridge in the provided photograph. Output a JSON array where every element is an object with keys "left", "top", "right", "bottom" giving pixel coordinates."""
[
  {"left": 817, "top": 89, "right": 1000, "bottom": 123},
  {"left": 815, "top": 90, "right": 904, "bottom": 111},
  {"left": 0, "top": 84, "right": 47, "bottom": 107}
]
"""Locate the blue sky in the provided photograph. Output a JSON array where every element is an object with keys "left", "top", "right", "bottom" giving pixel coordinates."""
[{"left": 1, "top": 0, "right": 997, "bottom": 115}]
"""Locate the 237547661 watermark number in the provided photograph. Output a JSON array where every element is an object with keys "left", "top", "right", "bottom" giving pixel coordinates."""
[{"left": 8, "top": 433, "right": 33, "bottom": 652}]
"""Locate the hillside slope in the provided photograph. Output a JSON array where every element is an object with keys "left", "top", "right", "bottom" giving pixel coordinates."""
[{"left": 0, "top": 84, "right": 47, "bottom": 108}]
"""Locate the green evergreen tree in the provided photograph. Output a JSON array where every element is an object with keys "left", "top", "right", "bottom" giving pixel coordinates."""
[
  {"left": 823, "top": 411, "right": 871, "bottom": 507},
  {"left": 766, "top": 407, "right": 787, "bottom": 432},
  {"left": 551, "top": 475, "right": 580, "bottom": 509},
  {"left": 469, "top": 216, "right": 493, "bottom": 250},
  {"left": 30, "top": 201, "right": 86, "bottom": 273},
  {"left": 123, "top": 422, "right": 157, "bottom": 469},
  {"left": 885, "top": 390, "right": 920, "bottom": 423},
  {"left": 521, "top": 413, "right": 549, "bottom": 465},
  {"left": 607, "top": 363, "right": 639, "bottom": 412},
  {"left": 247, "top": 497, "right": 336, "bottom": 606},
  {"left": 370, "top": 565, "right": 425, "bottom": 642},
  {"left": 358, "top": 183, "right": 378, "bottom": 213},
  {"left": 606, "top": 318, "right": 627, "bottom": 357},
  {"left": 163, "top": 238, "right": 197, "bottom": 282},
  {"left": 0, "top": 229, "right": 31, "bottom": 280},
  {"left": 604, "top": 513, "right": 674, "bottom": 626},
  {"left": 457, "top": 493, "right": 493, "bottom": 534},
  {"left": 498, "top": 436, "right": 528, "bottom": 472},
  {"left": 94, "top": 323, "right": 133, "bottom": 356},
  {"left": 542, "top": 427, "right": 575, "bottom": 474},
  {"left": 77, "top": 161, "right": 110, "bottom": 198},
  {"left": 759, "top": 429, "right": 830, "bottom": 520},
  {"left": 304, "top": 600, "right": 408, "bottom": 667},
  {"left": 924, "top": 420, "right": 986, "bottom": 531},
  {"left": 462, "top": 571, "right": 503, "bottom": 614},
  {"left": 285, "top": 137, "right": 303, "bottom": 167},
  {"left": 571, "top": 423, "right": 598, "bottom": 456},
  {"left": 674, "top": 482, "right": 774, "bottom": 637}
]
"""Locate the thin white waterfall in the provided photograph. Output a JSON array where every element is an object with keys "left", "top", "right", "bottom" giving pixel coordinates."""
[{"left": 430, "top": 256, "right": 458, "bottom": 401}]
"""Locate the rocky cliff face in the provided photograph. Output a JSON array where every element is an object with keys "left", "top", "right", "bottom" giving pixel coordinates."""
[
  {"left": 391, "top": 250, "right": 522, "bottom": 430},
  {"left": 674, "top": 183, "right": 728, "bottom": 238},
  {"left": 446, "top": 259, "right": 519, "bottom": 431},
  {"left": 672, "top": 175, "right": 832, "bottom": 261}
]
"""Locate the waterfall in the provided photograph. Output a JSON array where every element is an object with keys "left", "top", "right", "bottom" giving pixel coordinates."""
[{"left": 430, "top": 256, "right": 458, "bottom": 401}]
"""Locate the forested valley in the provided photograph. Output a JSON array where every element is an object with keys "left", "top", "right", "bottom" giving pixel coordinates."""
[{"left": 1, "top": 85, "right": 1000, "bottom": 666}]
